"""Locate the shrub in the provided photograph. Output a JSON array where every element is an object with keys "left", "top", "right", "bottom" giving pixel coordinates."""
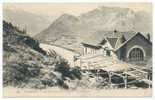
[{"left": 3, "top": 63, "right": 29, "bottom": 87}]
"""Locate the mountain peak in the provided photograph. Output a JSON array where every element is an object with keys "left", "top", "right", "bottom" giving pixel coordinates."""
[
  {"left": 37, "top": 6, "right": 152, "bottom": 45},
  {"left": 57, "top": 13, "right": 79, "bottom": 22}
]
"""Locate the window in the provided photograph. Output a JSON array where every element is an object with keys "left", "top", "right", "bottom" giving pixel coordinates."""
[
  {"left": 106, "top": 50, "right": 111, "bottom": 56},
  {"left": 129, "top": 48, "right": 144, "bottom": 61}
]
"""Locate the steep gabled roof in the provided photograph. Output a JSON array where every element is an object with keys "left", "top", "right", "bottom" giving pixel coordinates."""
[
  {"left": 82, "top": 30, "right": 137, "bottom": 49},
  {"left": 106, "top": 37, "right": 118, "bottom": 48},
  {"left": 114, "top": 32, "right": 152, "bottom": 51}
]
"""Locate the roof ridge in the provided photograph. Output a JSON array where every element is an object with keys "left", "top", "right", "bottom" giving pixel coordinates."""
[
  {"left": 114, "top": 32, "right": 152, "bottom": 51},
  {"left": 114, "top": 37, "right": 120, "bottom": 49},
  {"left": 114, "top": 33, "right": 138, "bottom": 51}
]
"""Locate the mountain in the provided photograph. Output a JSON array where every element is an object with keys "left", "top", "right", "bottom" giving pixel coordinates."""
[
  {"left": 36, "top": 6, "right": 152, "bottom": 51},
  {"left": 36, "top": 14, "right": 80, "bottom": 41},
  {"left": 3, "top": 9, "right": 51, "bottom": 36}
]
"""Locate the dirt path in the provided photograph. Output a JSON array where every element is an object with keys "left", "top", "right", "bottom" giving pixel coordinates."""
[{"left": 39, "top": 43, "right": 79, "bottom": 67}]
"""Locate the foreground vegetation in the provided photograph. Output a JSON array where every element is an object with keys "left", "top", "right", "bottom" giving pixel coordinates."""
[{"left": 3, "top": 21, "right": 82, "bottom": 89}]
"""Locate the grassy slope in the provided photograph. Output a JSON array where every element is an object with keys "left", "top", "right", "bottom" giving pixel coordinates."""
[{"left": 3, "top": 21, "right": 82, "bottom": 89}]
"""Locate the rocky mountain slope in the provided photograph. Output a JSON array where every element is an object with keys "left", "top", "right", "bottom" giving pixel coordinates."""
[{"left": 3, "top": 9, "right": 51, "bottom": 36}]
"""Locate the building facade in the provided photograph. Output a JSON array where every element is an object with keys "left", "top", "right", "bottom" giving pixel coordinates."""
[{"left": 81, "top": 31, "right": 152, "bottom": 62}]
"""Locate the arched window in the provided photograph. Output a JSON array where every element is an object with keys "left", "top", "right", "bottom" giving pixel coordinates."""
[{"left": 129, "top": 48, "right": 144, "bottom": 61}]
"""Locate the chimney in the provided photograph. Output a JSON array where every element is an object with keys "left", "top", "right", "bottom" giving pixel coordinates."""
[
  {"left": 113, "top": 29, "right": 117, "bottom": 36},
  {"left": 147, "top": 33, "right": 150, "bottom": 41}
]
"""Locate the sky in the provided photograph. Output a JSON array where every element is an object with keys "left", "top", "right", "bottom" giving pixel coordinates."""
[{"left": 3, "top": 3, "right": 152, "bottom": 18}]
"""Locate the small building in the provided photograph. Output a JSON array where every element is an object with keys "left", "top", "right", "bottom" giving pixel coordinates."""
[{"left": 81, "top": 30, "right": 152, "bottom": 62}]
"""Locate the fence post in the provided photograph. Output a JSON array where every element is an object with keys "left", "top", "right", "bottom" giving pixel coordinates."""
[
  {"left": 148, "top": 74, "right": 151, "bottom": 88},
  {"left": 96, "top": 69, "right": 99, "bottom": 82},
  {"left": 124, "top": 73, "right": 128, "bottom": 89},
  {"left": 108, "top": 71, "right": 112, "bottom": 88}
]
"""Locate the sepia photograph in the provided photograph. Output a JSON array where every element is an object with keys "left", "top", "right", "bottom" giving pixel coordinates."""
[{"left": 2, "top": 2, "right": 152, "bottom": 97}]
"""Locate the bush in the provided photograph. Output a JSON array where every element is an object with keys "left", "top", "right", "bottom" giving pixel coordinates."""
[
  {"left": 26, "top": 78, "right": 45, "bottom": 89},
  {"left": 54, "top": 56, "right": 82, "bottom": 81},
  {"left": 3, "top": 63, "right": 29, "bottom": 87}
]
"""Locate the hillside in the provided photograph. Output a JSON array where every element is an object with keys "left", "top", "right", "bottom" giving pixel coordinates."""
[
  {"left": 36, "top": 6, "right": 152, "bottom": 52},
  {"left": 3, "top": 21, "right": 82, "bottom": 89}
]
